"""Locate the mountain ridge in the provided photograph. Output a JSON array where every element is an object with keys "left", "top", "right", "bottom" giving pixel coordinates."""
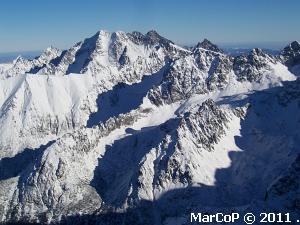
[{"left": 0, "top": 30, "right": 300, "bottom": 225}]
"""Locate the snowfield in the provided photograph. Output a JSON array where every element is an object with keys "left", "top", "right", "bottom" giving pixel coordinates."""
[{"left": 0, "top": 30, "right": 300, "bottom": 225}]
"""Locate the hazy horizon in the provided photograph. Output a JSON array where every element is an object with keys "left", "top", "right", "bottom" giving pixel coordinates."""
[
  {"left": 1, "top": 0, "right": 299, "bottom": 53},
  {"left": 0, "top": 39, "right": 294, "bottom": 54},
  {"left": 0, "top": 39, "right": 291, "bottom": 63}
]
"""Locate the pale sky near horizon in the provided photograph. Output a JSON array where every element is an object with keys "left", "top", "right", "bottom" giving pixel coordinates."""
[{"left": 0, "top": 0, "right": 299, "bottom": 52}]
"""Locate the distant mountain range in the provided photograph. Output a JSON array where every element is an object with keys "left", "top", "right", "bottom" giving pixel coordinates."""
[
  {"left": 1, "top": 41, "right": 286, "bottom": 63},
  {"left": 0, "top": 51, "right": 41, "bottom": 63},
  {"left": 0, "top": 30, "right": 300, "bottom": 225},
  {"left": 223, "top": 47, "right": 280, "bottom": 56}
]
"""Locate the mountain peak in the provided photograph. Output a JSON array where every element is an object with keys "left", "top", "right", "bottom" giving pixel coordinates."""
[
  {"left": 146, "top": 30, "right": 160, "bottom": 36},
  {"left": 13, "top": 55, "right": 27, "bottom": 64},
  {"left": 40, "top": 46, "right": 61, "bottom": 59},
  {"left": 281, "top": 41, "right": 300, "bottom": 67},
  {"left": 98, "top": 30, "right": 110, "bottom": 35},
  {"left": 194, "top": 39, "right": 223, "bottom": 53},
  {"left": 289, "top": 41, "right": 300, "bottom": 51},
  {"left": 45, "top": 46, "right": 59, "bottom": 52},
  {"left": 202, "top": 38, "right": 214, "bottom": 45},
  {"left": 251, "top": 48, "right": 265, "bottom": 55},
  {"left": 145, "top": 30, "right": 173, "bottom": 46},
  {"left": 1, "top": 28, "right": 300, "bottom": 225},
  {"left": 282, "top": 41, "right": 300, "bottom": 53},
  {"left": 145, "top": 30, "right": 161, "bottom": 43}
]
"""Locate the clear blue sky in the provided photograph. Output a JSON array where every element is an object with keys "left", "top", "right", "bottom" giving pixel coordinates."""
[{"left": 0, "top": 0, "right": 299, "bottom": 52}]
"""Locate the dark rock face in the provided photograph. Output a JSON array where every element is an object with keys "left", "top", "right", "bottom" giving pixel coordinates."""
[
  {"left": 182, "top": 99, "right": 229, "bottom": 151},
  {"left": 192, "top": 41, "right": 233, "bottom": 90},
  {"left": 206, "top": 55, "right": 233, "bottom": 90},
  {"left": 281, "top": 41, "right": 300, "bottom": 67},
  {"left": 118, "top": 46, "right": 130, "bottom": 66},
  {"left": 148, "top": 57, "right": 207, "bottom": 105},
  {"left": 145, "top": 30, "right": 174, "bottom": 47},
  {"left": 194, "top": 38, "right": 224, "bottom": 53},
  {"left": 233, "top": 48, "right": 276, "bottom": 82},
  {"left": 127, "top": 30, "right": 173, "bottom": 48},
  {"left": 127, "top": 31, "right": 145, "bottom": 45}
]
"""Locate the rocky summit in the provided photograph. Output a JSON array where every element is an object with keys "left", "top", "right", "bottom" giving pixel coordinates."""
[{"left": 0, "top": 30, "right": 300, "bottom": 225}]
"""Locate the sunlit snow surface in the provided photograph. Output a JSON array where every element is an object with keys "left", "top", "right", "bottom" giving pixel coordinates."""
[{"left": 0, "top": 32, "right": 299, "bottom": 224}]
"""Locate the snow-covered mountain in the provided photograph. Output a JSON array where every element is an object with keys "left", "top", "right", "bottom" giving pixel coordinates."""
[
  {"left": 0, "top": 30, "right": 300, "bottom": 225},
  {"left": 0, "top": 47, "right": 61, "bottom": 79}
]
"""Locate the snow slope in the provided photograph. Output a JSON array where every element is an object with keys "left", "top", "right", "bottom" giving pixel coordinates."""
[
  {"left": 0, "top": 73, "right": 97, "bottom": 157},
  {"left": 0, "top": 31, "right": 300, "bottom": 225}
]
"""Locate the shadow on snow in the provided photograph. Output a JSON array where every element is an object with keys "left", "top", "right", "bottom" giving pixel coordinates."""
[
  {"left": 87, "top": 65, "right": 168, "bottom": 127},
  {"left": 5, "top": 79, "right": 300, "bottom": 225},
  {"left": 0, "top": 141, "right": 55, "bottom": 181}
]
